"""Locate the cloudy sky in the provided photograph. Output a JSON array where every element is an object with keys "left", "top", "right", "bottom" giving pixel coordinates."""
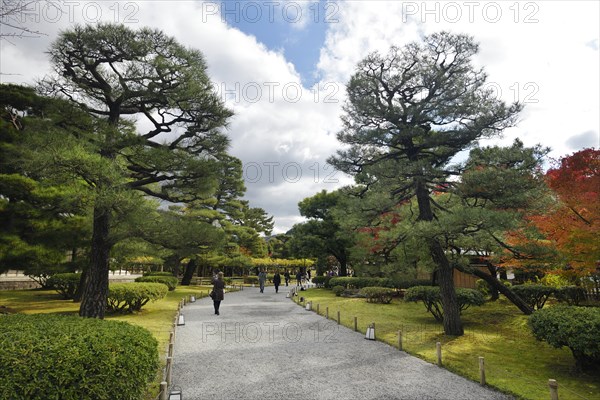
[{"left": 1, "top": 0, "right": 598, "bottom": 233}]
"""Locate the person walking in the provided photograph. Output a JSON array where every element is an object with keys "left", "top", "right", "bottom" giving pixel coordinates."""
[
  {"left": 211, "top": 272, "right": 225, "bottom": 315},
  {"left": 258, "top": 269, "right": 267, "bottom": 293},
  {"left": 273, "top": 271, "right": 281, "bottom": 293},
  {"left": 284, "top": 270, "right": 290, "bottom": 286},
  {"left": 296, "top": 270, "right": 303, "bottom": 288}
]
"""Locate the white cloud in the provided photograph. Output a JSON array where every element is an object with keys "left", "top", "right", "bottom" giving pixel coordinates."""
[
  {"left": 316, "top": 1, "right": 599, "bottom": 160},
  {"left": 1, "top": 0, "right": 598, "bottom": 234}
]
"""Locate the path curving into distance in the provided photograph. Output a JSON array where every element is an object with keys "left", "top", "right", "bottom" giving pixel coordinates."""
[{"left": 171, "top": 287, "right": 512, "bottom": 400}]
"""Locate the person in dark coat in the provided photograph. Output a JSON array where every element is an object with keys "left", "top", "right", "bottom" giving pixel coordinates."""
[
  {"left": 273, "top": 272, "right": 281, "bottom": 293},
  {"left": 284, "top": 270, "right": 290, "bottom": 286},
  {"left": 212, "top": 272, "right": 225, "bottom": 315}
]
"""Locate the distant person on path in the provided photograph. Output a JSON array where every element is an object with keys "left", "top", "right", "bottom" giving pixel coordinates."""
[
  {"left": 307, "top": 269, "right": 311, "bottom": 281},
  {"left": 212, "top": 272, "right": 225, "bottom": 315},
  {"left": 296, "top": 270, "right": 303, "bottom": 288},
  {"left": 273, "top": 272, "right": 281, "bottom": 293},
  {"left": 258, "top": 269, "right": 267, "bottom": 293},
  {"left": 284, "top": 270, "right": 290, "bottom": 286}
]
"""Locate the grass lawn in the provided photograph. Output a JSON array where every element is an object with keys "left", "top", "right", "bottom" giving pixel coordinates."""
[
  {"left": 0, "top": 285, "right": 214, "bottom": 399},
  {"left": 297, "top": 288, "right": 600, "bottom": 400}
]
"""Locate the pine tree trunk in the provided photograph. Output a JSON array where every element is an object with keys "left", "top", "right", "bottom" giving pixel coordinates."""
[
  {"left": 415, "top": 180, "right": 464, "bottom": 336},
  {"left": 430, "top": 240, "right": 464, "bottom": 335},
  {"left": 487, "top": 265, "right": 499, "bottom": 301},
  {"left": 181, "top": 258, "right": 196, "bottom": 286},
  {"left": 79, "top": 205, "right": 111, "bottom": 319},
  {"left": 73, "top": 268, "right": 87, "bottom": 302},
  {"left": 339, "top": 258, "right": 348, "bottom": 277}
]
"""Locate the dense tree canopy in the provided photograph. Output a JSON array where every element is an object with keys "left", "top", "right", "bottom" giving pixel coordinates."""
[
  {"left": 328, "top": 31, "right": 522, "bottom": 335},
  {"left": 40, "top": 23, "right": 234, "bottom": 318},
  {"left": 0, "top": 84, "right": 91, "bottom": 275}
]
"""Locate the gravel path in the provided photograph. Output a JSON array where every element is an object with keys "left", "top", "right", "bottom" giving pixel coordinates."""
[{"left": 172, "top": 287, "right": 512, "bottom": 400}]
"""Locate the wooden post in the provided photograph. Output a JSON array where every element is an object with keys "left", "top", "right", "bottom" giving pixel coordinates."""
[
  {"left": 479, "top": 356, "right": 486, "bottom": 385},
  {"left": 337, "top": 310, "right": 340, "bottom": 324},
  {"left": 168, "top": 342, "right": 174, "bottom": 358},
  {"left": 354, "top": 316, "right": 357, "bottom": 332},
  {"left": 316, "top": 304, "right": 320, "bottom": 314},
  {"left": 160, "top": 381, "right": 168, "bottom": 400},
  {"left": 326, "top": 306, "right": 329, "bottom": 319},
  {"left": 372, "top": 322, "right": 376, "bottom": 340},
  {"left": 169, "top": 331, "right": 174, "bottom": 345},
  {"left": 166, "top": 356, "right": 173, "bottom": 385},
  {"left": 436, "top": 342, "right": 442, "bottom": 366},
  {"left": 548, "top": 379, "right": 558, "bottom": 400},
  {"left": 398, "top": 331, "right": 403, "bottom": 351}
]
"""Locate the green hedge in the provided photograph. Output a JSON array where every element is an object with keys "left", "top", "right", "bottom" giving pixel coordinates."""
[
  {"left": 135, "top": 275, "right": 178, "bottom": 291},
  {"left": 554, "top": 286, "right": 587, "bottom": 306},
  {"left": 529, "top": 305, "right": 600, "bottom": 371},
  {"left": 107, "top": 282, "right": 168, "bottom": 313},
  {"left": 511, "top": 285, "right": 554, "bottom": 310},
  {"left": 328, "top": 276, "right": 434, "bottom": 290},
  {"left": 404, "top": 286, "right": 486, "bottom": 322},
  {"left": 244, "top": 276, "right": 259, "bottom": 285},
  {"left": 0, "top": 314, "right": 158, "bottom": 400},
  {"left": 47, "top": 272, "right": 81, "bottom": 300},
  {"left": 143, "top": 271, "right": 173, "bottom": 277},
  {"left": 359, "top": 287, "right": 395, "bottom": 304}
]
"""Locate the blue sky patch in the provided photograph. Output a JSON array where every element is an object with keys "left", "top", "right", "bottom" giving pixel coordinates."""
[{"left": 218, "top": 0, "right": 331, "bottom": 86}]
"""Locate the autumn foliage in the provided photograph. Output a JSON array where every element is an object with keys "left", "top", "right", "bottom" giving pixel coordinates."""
[{"left": 531, "top": 149, "right": 600, "bottom": 274}]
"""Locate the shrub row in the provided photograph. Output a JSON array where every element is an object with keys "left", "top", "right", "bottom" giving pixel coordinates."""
[
  {"left": 0, "top": 314, "right": 158, "bottom": 400},
  {"left": 404, "top": 286, "right": 485, "bottom": 322},
  {"left": 328, "top": 277, "right": 434, "bottom": 290},
  {"left": 135, "top": 275, "right": 178, "bottom": 291},
  {"left": 529, "top": 305, "right": 600, "bottom": 371},
  {"left": 509, "top": 285, "right": 587, "bottom": 309},
  {"left": 143, "top": 271, "right": 174, "bottom": 277},
  {"left": 47, "top": 272, "right": 81, "bottom": 300},
  {"left": 107, "top": 282, "right": 168, "bottom": 313}
]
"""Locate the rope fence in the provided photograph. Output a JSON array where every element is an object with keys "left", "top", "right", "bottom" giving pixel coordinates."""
[
  {"left": 153, "top": 292, "right": 202, "bottom": 400},
  {"left": 291, "top": 292, "right": 593, "bottom": 400}
]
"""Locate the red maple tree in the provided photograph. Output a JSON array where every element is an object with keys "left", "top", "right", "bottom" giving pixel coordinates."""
[{"left": 531, "top": 148, "right": 599, "bottom": 274}]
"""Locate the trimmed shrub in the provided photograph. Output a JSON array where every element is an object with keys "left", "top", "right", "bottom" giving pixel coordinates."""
[
  {"left": 0, "top": 314, "right": 159, "bottom": 400},
  {"left": 135, "top": 275, "right": 178, "bottom": 291},
  {"left": 332, "top": 285, "right": 345, "bottom": 296},
  {"left": 405, "top": 286, "right": 486, "bottom": 322},
  {"left": 511, "top": 284, "right": 554, "bottom": 310},
  {"left": 107, "top": 282, "right": 168, "bottom": 313},
  {"left": 46, "top": 273, "right": 81, "bottom": 300},
  {"left": 475, "top": 279, "right": 491, "bottom": 297},
  {"left": 359, "top": 287, "right": 395, "bottom": 304},
  {"left": 529, "top": 305, "right": 600, "bottom": 371},
  {"left": 143, "top": 271, "right": 173, "bottom": 277},
  {"left": 329, "top": 276, "right": 435, "bottom": 290},
  {"left": 329, "top": 277, "right": 392, "bottom": 289},
  {"left": 554, "top": 286, "right": 587, "bottom": 306},
  {"left": 244, "top": 276, "right": 259, "bottom": 285}
]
